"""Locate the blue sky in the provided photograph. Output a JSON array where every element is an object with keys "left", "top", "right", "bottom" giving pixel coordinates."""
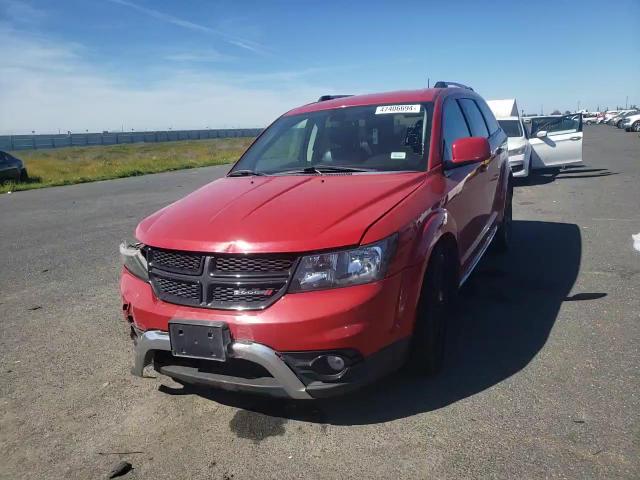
[{"left": 1, "top": 0, "right": 638, "bottom": 134}]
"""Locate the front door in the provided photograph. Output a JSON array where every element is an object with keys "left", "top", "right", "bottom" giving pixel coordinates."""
[{"left": 529, "top": 115, "right": 583, "bottom": 168}]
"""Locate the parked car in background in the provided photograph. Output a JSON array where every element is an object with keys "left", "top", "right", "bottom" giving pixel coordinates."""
[
  {"left": 621, "top": 112, "right": 640, "bottom": 132},
  {"left": 582, "top": 113, "right": 599, "bottom": 125},
  {"left": 121, "top": 82, "right": 513, "bottom": 399},
  {"left": 603, "top": 111, "right": 620, "bottom": 124},
  {"left": 0, "top": 151, "right": 28, "bottom": 184},
  {"left": 616, "top": 110, "right": 639, "bottom": 128},
  {"left": 607, "top": 110, "right": 635, "bottom": 126},
  {"left": 487, "top": 99, "right": 531, "bottom": 178},
  {"left": 527, "top": 115, "right": 584, "bottom": 169}
]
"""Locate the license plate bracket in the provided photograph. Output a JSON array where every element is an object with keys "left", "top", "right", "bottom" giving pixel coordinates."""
[{"left": 169, "top": 320, "right": 231, "bottom": 361}]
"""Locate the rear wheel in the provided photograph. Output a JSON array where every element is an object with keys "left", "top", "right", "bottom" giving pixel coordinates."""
[
  {"left": 633, "top": 121, "right": 640, "bottom": 133},
  {"left": 408, "top": 243, "right": 456, "bottom": 376},
  {"left": 19, "top": 169, "right": 28, "bottom": 183}
]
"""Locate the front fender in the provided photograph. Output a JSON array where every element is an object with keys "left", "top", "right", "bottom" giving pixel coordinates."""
[
  {"left": 390, "top": 208, "right": 459, "bottom": 336},
  {"left": 414, "top": 208, "right": 459, "bottom": 280}
]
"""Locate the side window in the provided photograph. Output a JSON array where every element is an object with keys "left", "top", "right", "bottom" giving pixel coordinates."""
[
  {"left": 531, "top": 115, "right": 580, "bottom": 136},
  {"left": 476, "top": 99, "right": 500, "bottom": 134},
  {"left": 458, "top": 99, "right": 489, "bottom": 137},
  {"left": 442, "top": 99, "right": 471, "bottom": 162}
]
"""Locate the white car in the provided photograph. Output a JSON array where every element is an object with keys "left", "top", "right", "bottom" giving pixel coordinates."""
[
  {"left": 488, "top": 99, "right": 532, "bottom": 178},
  {"left": 528, "top": 115, "right": 583, "bottom": 169},
  {"left": 602, "top": 111, "right": 621, "bottom": 124},
  {"left": 497, "top": 117, "right": 532, "bottom": 177},
  {"left": 621, "top": 112, "right": 640, "bottom": 132},
  {"left": 582, "top": 113, "right": 599, "bottom": 125}
]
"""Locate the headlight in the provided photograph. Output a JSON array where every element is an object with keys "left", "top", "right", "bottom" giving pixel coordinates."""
[
  {"left": 120, "top": 241, "right": 148, "bottom": 281},
  {"left": 289, "top": 235, "right": 397, "bottom": 292},
  {"left": 508, "top": 145, "right": 526, "bottom": 156}
]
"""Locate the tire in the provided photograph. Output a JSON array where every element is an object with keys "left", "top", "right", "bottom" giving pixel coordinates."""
[
  {"left": 408, "top": 243, "right": 456, "bottom": 376},
  {"left": 19, "top": 169, "right": 28, "bottom": 183},
  {"left": 493, "top": 176, "right": 513, "bottom": 253},
  {"left": 633, "top": 121, "right": 640, "bottom": 133}
]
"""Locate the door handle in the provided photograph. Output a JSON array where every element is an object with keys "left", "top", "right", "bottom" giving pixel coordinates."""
[{"left": 570, "top": 136, "right": 581, "bottom": 141}]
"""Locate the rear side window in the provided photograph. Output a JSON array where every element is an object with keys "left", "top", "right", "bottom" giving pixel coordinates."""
[
  {"left": 476, "top": 99, "right": 500, "bottom": 135},
  {"left": 530, "top": 115, "right": 581, "bottom": 136},
  {"left": 459, "top": 99, "right": 489, "bottom": 137},
  {"left": 442, "top": 100, "right": 471, "bottom": 162}
]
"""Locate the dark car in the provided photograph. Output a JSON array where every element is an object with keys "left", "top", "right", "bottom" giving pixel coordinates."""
[{"left": 0, "top": 151, "right": 28, "bottom": 183}]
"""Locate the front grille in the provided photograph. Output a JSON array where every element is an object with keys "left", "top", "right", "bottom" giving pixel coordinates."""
[
  {"left": 209, "top": 285, "right": 281, "bottom": 304},
  {"left": 149, "top": 249, "right": 203, "bottom": 275},
  {"left": 155, "top": 276, "right": 201, "bottom": 302},
  {"left": 214, "top": 256, "right": 293, "bottom": 274},
  {"left": 147, "top": 247, "right": 297, "bottom": 310}
]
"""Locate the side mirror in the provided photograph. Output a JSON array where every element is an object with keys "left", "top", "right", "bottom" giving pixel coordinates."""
[
  {"left": 536, "top": 130, "right": 548, "bottom": 138},
  {"left": 450, "top": 137, "right": 490, "bottom": 166}
]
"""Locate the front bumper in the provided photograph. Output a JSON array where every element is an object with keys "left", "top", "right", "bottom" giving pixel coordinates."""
[
  {"left": 132, "top": 330, "right": 408, "bottom": 399},
  {"left": 508, "top": 152, "right": 530, "bottom": 178},
  {"left": 133, "top": 330, "right": 311, "bottom": 398},
  {"left": 122, "top": 260, "right": 422, "bottom": 398}
]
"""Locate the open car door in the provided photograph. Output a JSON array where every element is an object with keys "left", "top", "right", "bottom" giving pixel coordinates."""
[{"left": 528, "top": 114, "right": 583, "bottom": 169}]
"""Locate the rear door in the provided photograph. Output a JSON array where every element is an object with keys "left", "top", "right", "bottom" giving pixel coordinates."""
[
  {"left": 440, "top": 98, "right": 488, "bottom": 269},
  {"left": 458, "top": 98, "right": 499, "bottom": 234},
  {"left": 529, "top": 115, "right": 583, "bottom": 168}
]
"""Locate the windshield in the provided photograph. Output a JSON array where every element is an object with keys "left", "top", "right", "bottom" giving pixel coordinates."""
[
  {"left": 231, "top": 103, "right": 434, "bottom": 175},
  {"left": 498, "top": 120, "right": 523, "bottom": 137}
]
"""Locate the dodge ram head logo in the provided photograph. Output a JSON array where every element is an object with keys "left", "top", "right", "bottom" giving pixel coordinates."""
[{"left": 233, "top": 288, "right": 275, "bottom": 296}]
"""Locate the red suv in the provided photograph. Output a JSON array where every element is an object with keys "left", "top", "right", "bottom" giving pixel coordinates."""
[{"left": 120, "top": 82, "right": 512, "bottom": 399}]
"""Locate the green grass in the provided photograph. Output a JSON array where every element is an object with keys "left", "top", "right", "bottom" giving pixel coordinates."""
[{"left": 1, "top": 137, "right": 254, "bottom": 194}]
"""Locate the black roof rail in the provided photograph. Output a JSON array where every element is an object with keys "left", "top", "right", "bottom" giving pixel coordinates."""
[
  {"left": 433, "top": 81, "right": 474, "bottom": 91},
  {"left": 317, "top": 94, "right": 353, "bottom": 102}
]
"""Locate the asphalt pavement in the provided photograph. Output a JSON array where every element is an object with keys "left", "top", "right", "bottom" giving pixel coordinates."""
[{"left": 0, "top": 126, "right": 638, "bottom": 479}]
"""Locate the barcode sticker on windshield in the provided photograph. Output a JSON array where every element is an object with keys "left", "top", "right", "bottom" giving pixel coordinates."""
[{"left": 375, "top": 104, "right": 421, "bottom": 115}]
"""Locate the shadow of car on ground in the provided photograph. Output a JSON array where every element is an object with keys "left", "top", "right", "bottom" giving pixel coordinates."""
[
  {"left": 160, "top": 220, "right": 602, "bottom": 426},
  {"left": 516, "top": 165, "right": 617, "bottom": 187}
]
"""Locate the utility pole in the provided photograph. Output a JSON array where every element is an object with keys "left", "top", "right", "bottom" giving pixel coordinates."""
[
  {"left": 427, "top": 77, "right": 430, "bottom": 88},
  {"left": 626, "top": 96, "right": 628, "bottom": 109},
  {"left": 577, "top": 100, "right": 581, "bottom": 112}
]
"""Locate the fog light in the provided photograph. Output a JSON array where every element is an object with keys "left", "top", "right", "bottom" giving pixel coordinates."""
[{"left": 326, "top": 355, "right": 345, "bottom": 372}]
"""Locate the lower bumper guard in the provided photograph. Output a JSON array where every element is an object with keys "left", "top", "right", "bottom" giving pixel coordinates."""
[{"left": 132, "top": 330, "right": 312, "bottom": 399}]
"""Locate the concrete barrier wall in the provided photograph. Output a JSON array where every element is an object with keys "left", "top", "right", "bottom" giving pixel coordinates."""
[{"left": 0, "top": 128, "right": 263, "bottom": 151}]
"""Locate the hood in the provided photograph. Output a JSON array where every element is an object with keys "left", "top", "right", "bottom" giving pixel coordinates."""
[
  {"left": 507, "top": 137, "right": 527, "bottom": 150},
  {"left": 136, "top": 172, "right": 424, "bottom": 253}
]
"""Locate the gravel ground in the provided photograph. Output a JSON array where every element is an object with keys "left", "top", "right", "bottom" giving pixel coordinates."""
[{"left": 0, "top": 126, "right": 638, "bottom": 479}]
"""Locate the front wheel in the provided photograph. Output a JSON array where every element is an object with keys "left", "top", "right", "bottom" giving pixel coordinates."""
[
  {"left": 633, "top": 121, "right": 640, "bottom": 133},
  {"left": 493, "top": 176, "right": 513, "bottom": 253},
  {"left": 19, "top": 169, "right": 29, "bottom": 183},
  {"left": 408, "top": 244, "right": 456, "bottom": 376}
]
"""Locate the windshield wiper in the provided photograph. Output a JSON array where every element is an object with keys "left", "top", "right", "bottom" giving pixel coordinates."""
[
  {"left": 227, "top": 169, "right": 268, "bottom": 177},
  {"left": 277, "top": 165, "right": 374, "bottom": 175}
]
